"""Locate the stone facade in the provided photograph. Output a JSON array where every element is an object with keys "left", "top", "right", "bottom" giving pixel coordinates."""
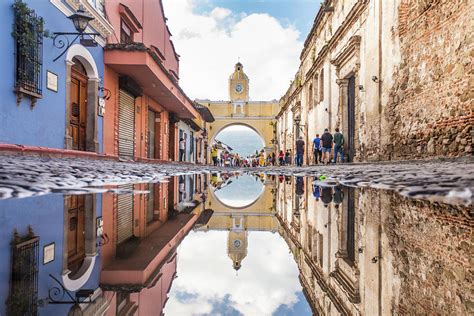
[
  {"left": 276, "top": 0, "right": 473, "bottom": 162},
  {"left": 386, "top": 0, "right": 473, "bottom": 159}
]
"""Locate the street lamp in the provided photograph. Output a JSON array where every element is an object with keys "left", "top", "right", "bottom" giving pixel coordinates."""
[
  {"left": 52, "top": 5, "right": 100, "bottom": 62},
  {"left": 68, "top": 5, "right": 94, "bottom": 33}
]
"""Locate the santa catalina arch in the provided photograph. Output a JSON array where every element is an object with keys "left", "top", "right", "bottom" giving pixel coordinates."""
[{"left": 196, "top": 62, "right": 279, "bottom": 158}]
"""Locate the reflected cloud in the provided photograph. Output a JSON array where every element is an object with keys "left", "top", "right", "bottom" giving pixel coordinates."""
[
  {"left": 214, "top": 174, "right": 264, "bottom": 208},
  {"left": 165, "top": 231, "right": 309, "bottom": 316}
]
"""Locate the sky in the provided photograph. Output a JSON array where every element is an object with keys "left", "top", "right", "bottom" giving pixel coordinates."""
[
  {"left": 164, "top": 230, "right": 312, "bottom": 315},
  {"left": 214, "top": 174, "right": 264, "bottom": 207},
  {"left": 162, "top": 0, "right": 322, "bottom": 101}
]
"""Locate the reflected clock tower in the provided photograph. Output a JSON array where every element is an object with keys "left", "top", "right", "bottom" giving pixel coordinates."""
[{"left": 227, "top": 216, "right": 248, "bottom": 271}]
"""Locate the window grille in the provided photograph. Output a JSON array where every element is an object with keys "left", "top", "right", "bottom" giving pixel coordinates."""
[
  {"left": 6, "top": 227, "right": 39, "bottom": 316},
  {"left": 13, "top": 2, "right": 44, "bottom": 100}
]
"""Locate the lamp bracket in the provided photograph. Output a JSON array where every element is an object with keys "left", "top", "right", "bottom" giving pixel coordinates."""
[{"left": 52, "top": 32, "right": 100, "bottom": 62}]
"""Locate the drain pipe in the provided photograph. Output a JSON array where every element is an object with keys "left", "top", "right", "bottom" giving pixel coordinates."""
[{"left": 328, "top": 64, "right": 332, "bottom": 131}]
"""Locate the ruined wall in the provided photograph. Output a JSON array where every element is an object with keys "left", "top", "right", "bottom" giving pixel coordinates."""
[
  {"left": 386, "top": 0, "right": 473, "bottom": 159},
  {"left": 386, "top": 196, "right": 473, "bottom": 315}
]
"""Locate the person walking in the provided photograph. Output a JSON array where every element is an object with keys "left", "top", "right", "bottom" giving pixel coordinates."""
[
  {"left": 295, "top": 136, "right": 305, "bottom": 167},
  {"left": 312, "top": 133, "right": 322, "bottom": 164},
  {"left": 333, "top": 127, "right": 345, "bottom": 163},
  {"left": 278, "top": 150, "right": 285, "bottom": 166},
  {"left": 211, "top": 146, "right": 219, "bottom": 166},
  {"left": 179, "top": 137, "right": 186, "bottom": 162},
  {"left": 285, "top": 150, "right": 291, "bottom": 165},
  {"left": 321, "top": 128, "right": 333, "bottom": 164}
]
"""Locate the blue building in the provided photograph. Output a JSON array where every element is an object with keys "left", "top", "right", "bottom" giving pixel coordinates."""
[{"left": 0, "top": 0, "right": 113, "bottom": 154}]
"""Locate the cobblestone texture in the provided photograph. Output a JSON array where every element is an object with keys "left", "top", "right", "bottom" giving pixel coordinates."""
[{"left": 0, "top": 155, "right": 472, "bottom": 205}]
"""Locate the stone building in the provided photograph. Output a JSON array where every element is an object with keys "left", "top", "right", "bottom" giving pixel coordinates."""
[{"left": 276, "top": 0, "right": 472, "bottom": 163}]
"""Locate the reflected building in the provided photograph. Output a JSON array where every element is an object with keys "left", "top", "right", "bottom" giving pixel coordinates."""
[
  {"left": 100, "top": 176, "right": 207, "bottom": 314},
  {"left": 275, "top": 177, "right": 472, "bottom": 315},
  {"left": 198, "top": 174, "right": 279, "bottom": 271},
  {"left": 0, "top": 194, "right": 107, "bottom": 315}
]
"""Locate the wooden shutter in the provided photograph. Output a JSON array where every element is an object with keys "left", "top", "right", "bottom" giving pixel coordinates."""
[
  {"left": 117, "top": 184, "right": 134, "bottom": 244},
  {"left": 118, "top": 90, "right": 135, "bottom": 158}
]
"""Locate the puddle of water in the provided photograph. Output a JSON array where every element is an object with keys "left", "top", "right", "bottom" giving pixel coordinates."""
[{"left": 0, "top": 173, "right": 471, "bottom": 315}]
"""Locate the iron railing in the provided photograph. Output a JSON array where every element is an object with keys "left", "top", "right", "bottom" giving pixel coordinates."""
[
  {"left": 14, "top": 3, "right": 43, "bottom": 97},
  {"left": 7, "top": 227, "right": 40, "bottom": 316}
]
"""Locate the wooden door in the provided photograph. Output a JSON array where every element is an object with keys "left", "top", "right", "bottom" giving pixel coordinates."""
[
  {"left": 66, "top": 195, "right": 86, "bottom": 274},
  {"left": 70, "top": 62, "right": 88, "bottom": 151}
]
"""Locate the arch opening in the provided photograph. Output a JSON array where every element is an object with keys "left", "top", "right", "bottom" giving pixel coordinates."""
[
  {"left": 213, "top": 174, "right": 264, "bottom": 209},
  {"left": 212, "top": 124, "right": 265, "bottom": 158}
]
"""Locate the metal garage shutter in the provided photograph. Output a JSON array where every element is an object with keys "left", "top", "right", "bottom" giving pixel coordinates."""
[
  {"left": 118, "top": 90, "right": 135, "bottom": 158},
  {"left": 117, "top": 184, "right": 134, "bottom": 244}
]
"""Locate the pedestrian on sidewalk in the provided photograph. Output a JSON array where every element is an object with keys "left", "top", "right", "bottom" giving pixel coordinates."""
[
  {"left": 211, "top": 146, "right": 219, "bottom": 166},
  {"left": 295, "top": 136, "right": 305, "bottom": 167},
  {"left": 278, "top": 150, "right": 285, "bottom": 166},
  {"left": 321, "top": 128, "right": 333, "bottom": 164},
  {"left": 179, "top": 138, "right": 186, "bottom": 162},
  {"left": 333, "top": 127, "right": 345, "bottom": 163},
  {"left": 312, "top": 133, "right": 322, "bottom": 164},
  {"left": 285, "top": 150, "right": 291, "bottom": 165}
]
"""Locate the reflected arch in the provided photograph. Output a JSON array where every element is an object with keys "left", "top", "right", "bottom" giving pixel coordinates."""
[{"left": 210, "top": 174, "right": 265, "bottom": 210}]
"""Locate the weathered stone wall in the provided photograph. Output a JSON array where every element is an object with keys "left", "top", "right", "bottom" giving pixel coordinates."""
[
  {"left": 386, "top": 0, "right": 473, "bottom": 160},
  {"left": 386, "top": 196, "right": 473, "bottom": 315}
]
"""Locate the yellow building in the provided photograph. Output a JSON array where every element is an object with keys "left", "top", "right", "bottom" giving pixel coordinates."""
[{"left": 196, "top": 62, "right": 279, "bottom": 159}]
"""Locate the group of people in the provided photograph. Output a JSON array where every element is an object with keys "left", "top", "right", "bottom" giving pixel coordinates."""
[
  {"left": 312, "top": 127, "right": 345, "bottom": 165},
  {"left": 210, "top": 127, "right": 345, "bottom": 168},
  {"left": 211, "top": 147, "right": 278, "bottom": 167},
  {"left": 275, "top": 128, "right": 345, "bottom": 166}
]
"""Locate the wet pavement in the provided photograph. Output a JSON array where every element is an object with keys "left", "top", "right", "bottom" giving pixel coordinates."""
[
  {"left": 0, "top": 156, "right": 473, "bottom": 315},
  {"left": 0, "top": 155, "right": 472, "bottom": 205}
]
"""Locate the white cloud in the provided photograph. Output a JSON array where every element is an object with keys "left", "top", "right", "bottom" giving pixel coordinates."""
[
  {"left": 163, "top": 231, "right": 304, "bottom": 316},
  {"left": 162, "top": 0, "right": 302, "bottom": 101},
  {"left": 210, "top": 7, "right": 232, "bottom": 20}
]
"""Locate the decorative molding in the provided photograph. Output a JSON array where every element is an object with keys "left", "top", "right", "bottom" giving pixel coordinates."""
[
  {"left": 331, "top": 35, "right": 361, "bottom": 75},
  {"left": 50, "top": 0, "right": 114, "bottom": 46}
]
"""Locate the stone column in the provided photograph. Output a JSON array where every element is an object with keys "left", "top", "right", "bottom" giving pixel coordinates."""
[
  {"left": 87, "top": 78, "right": 100, "bottom": 153},
  {"left": 64, "top": 60, "right": 74, "bottom": 150}
]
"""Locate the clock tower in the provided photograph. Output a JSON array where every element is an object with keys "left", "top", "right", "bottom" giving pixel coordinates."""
[{"left": 229, "top": 62, "right": 249, "bottom": 102}]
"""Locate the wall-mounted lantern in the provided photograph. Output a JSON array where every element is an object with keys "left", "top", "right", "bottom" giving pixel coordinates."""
[{"left": 52, "top": 5, "right": 100, "bottom": 62}]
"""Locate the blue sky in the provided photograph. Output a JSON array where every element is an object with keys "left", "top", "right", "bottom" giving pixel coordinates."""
[
  {"left": 194, "top": 0, "right": 322, "bottom": 40},
  {"left": 163, "top": 0, "right": 322, "bottom": 100}
]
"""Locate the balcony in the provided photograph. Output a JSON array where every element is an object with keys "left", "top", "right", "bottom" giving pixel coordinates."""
[{"left": 104, "top": 43, "right": 199, "bottom": 119}]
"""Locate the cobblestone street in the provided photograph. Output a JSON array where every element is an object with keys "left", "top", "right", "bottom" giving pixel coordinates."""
[{"left": 0, "top": 154, "right": 472, "bottom": 205}]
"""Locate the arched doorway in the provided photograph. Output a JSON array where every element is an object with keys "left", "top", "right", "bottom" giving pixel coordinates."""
[
  {"left": 65, "top": 44, "right": 100, "bottom": 153},
  {"left": 212, "top": 124, "right": 265, "bottom": 158},
  {"left": 62, "top": 194, "right": 96, "bottom": 291}
]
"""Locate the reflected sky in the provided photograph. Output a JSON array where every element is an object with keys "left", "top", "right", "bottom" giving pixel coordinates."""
[
  {"left": 214, "top": 174, "right": 264, "bottom": 208},
  {"left": 164, "top": 231, "right": 312, "bottom": 316}
]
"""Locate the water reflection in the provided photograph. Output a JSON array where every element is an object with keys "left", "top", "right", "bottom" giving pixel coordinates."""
[
  {"left": 0, "top": 172, "right": 471, "bottom": 315},
  {"left": 212, "top": 173, "right": 265, "bottom": 209},
  {"left": 275, "top": 176, "right": 472, "bottom": 315}
]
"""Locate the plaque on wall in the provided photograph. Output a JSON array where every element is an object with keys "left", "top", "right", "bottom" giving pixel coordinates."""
[
  {"left": 46, "top": 71, "right": 58, "bottom": 92},
  {"left": 43, "top": 242, "right": 55, "bottom": 264}
]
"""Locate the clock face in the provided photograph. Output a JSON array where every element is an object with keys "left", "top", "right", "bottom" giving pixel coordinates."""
[
  {"left": 235, "top": 84, "right": 243, "bottom": 93},
  {"left": 233, "top": 240, "right": 241, "bottom": 248}
]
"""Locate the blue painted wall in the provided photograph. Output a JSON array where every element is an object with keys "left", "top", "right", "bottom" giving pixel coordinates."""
[
  {"left": 0, "top": 0, "right": 104, "bottom": 152},
  {"left": 0, "top": 193, "right": 103, "bottom": 315}
]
